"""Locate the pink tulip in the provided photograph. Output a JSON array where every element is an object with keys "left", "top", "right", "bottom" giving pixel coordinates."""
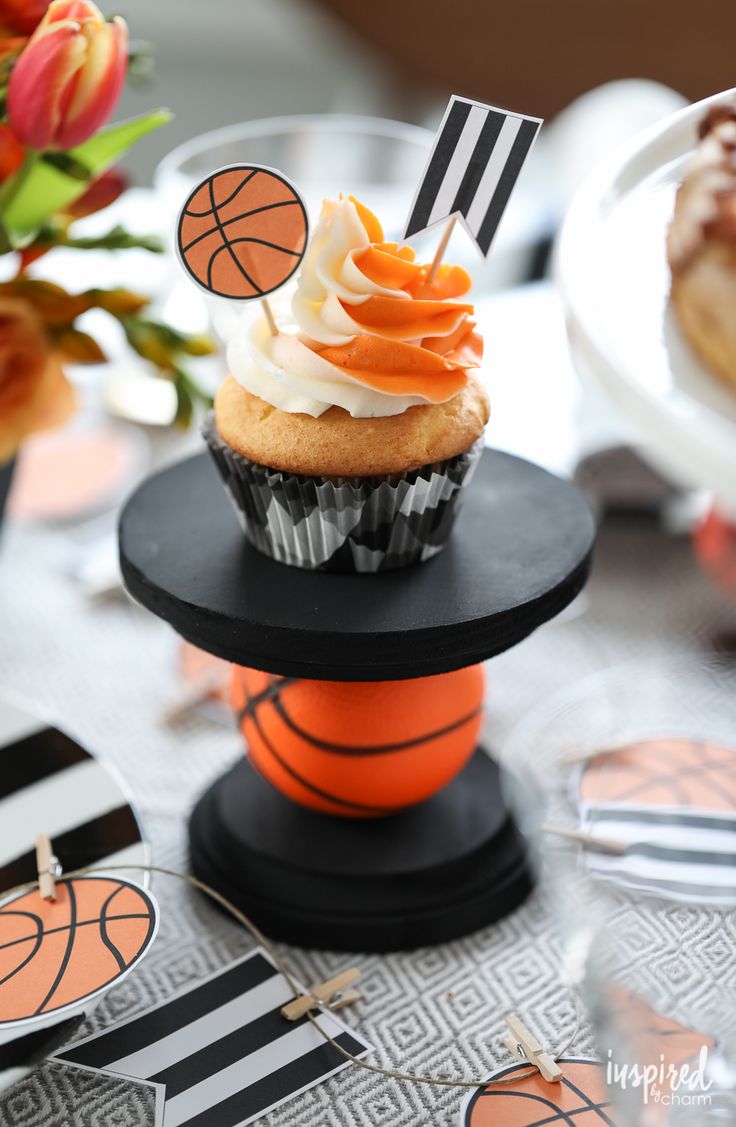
[{"left": 7, "top": 0, "right": 127, "bottom": 151}]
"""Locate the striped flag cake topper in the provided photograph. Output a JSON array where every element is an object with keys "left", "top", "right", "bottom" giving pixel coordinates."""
[{"left": 403, "top": 96, "right": 542, "bottom": 258}]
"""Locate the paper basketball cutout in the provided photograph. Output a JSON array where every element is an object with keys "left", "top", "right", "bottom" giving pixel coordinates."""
[
  {"left": 177, "top": 165, "right": 308, "bottom": 299},
  {"left": 605, "top": 987, "right": 715, "bottom": 1068},
  {"left": 580, "top": 739, "right": 736, "bottom": 811},
  {"left": 232, "top": 665, "right": 485, "bottom": 817},
  {"left": 0, "top": 876, "right": 158, "bottom": 1025},
  {"left": 463, "top": 1059, "right": 613, "bottom": 1126}
]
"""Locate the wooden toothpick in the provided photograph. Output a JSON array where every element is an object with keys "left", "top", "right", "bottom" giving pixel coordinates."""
[
  {"left": 542, "top": 822, "right": 628, "bottom": 855},
  {"left": 426, "top": 215, "right": 457, "bottom": 285},
  {"left": 260, "top": 297, "right": 278, "bottom": 337},
  {"left": 36, "top": 833, "right": 61, "bottom": 900}
]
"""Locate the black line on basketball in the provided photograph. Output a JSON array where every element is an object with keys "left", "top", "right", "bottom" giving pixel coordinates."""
[
  {"left": 245, "top": 708, "right": 396, "bottom": 816},
  {"left": 561, "top": 1075, "right": 616, "bottom": 1125},
  {"left": 271, "top": 695, "right": 482, "bottom": 756},
  {"left": 473, "top": 1089, "right": 577, "bottom": 1124},
  {"left": 98, "top": 886, "right": 127, "bottom": 974},
  {"left": 0, "top": 914, "right": 152, "bottom": 954},
  {"left": 184, "top": 169, "right": 257, "bottom": 217},
  {"left": 181, "top": 199, "right": 303, "bottom": 255},
  {"left": 238, "top": 673, "right": 298, "bottom": 723},
  {"left": 36, "top": 878, "right": 78, "bottom": 1014},
  {"left": 205, "top": 177, "right": 263, "bottom": 296},
  {"left": 0, "top": 910, "right": 43, "bottom": 986}
]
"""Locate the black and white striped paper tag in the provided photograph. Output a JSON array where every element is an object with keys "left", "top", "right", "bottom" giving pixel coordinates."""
[
  {"left": 0, "top": 698, "right": 148, "bottom": 892},
  {"left": 55, "top": 948, "right": 372, "bottom": 1127},
  {"left": 581, "top": 803, "right": 736, "bottom": 905},
  {"left": 403, "top": 96, "right": 542, "bottom": 257}
]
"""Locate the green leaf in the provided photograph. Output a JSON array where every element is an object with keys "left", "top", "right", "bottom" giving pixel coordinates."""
[
  {"left": 41, "top": 152, "right": 93, "bottom": 182},
  {"left": 174, "top": 376, "right": 194, "bottom": 428},
  {"left": 55, "top": 327, "right": 107, "bottom": 364},
  {"left": 3, "top": 109, "right": 172, "bottom": 235},
  {"left": 0, "top": 220, "right": 12, "bottom": 256}
]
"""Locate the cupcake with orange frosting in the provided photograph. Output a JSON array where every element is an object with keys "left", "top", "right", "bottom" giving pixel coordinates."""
[{"left": 204, "top": 195, "right": 489, "bottom": 571}]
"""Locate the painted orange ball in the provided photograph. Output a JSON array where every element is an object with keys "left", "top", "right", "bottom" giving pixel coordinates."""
[
  {"left": 231, "top": 665, "right": 485, "bottom": 817},
  {"left": 177, "top": 165, "right": 308, "bottom": 299},
  {"left": 0, "top": 877, "right": 157, "bottom": 1023}
]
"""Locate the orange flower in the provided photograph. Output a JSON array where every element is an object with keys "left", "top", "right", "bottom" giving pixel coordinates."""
[
  {"left": 0, "top": 297, "right": 75, "bottom": 463},
  {"left": 7, "top": 0, "right": 127, "bottom": 151}
]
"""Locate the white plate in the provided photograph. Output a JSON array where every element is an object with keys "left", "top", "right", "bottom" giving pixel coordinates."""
[{"left": 556, "top": 89, "right": 736, "bottom": 511}]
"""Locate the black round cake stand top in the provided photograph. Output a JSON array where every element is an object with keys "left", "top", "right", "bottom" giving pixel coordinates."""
[
  {"left": 119, "top": 448, "right": 595, "bottom": 680},
  {"left": 189, "top": 750, "right": 532, "bottom": 952}
]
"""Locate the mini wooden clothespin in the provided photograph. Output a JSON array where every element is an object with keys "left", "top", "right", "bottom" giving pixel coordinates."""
[
  {"left": 36, "top": 833, "right": 62, "bottom": 901},
  {"left": 502, "top": 1013, "right": 564, "bottom": 1083},
  {"left": 281, "top": 968, "right": 362, "bottom": 1022}
]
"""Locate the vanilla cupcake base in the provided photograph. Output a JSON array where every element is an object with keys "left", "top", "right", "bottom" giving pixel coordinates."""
[{"left": 203, "top": 414, "right": 483, "bottom": 572}]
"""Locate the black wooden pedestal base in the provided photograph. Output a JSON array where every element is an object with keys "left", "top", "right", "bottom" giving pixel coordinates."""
[{"left": 189, "top": 749, "right": 532, "bottom": 951}]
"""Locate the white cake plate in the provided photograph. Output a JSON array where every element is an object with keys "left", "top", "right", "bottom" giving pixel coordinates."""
[{"left": 556, "top": 88, "right": 736, "bottom": 514}]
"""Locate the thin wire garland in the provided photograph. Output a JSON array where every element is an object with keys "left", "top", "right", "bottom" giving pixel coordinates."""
[{"left": 1, "top": 863, "right": 582, "bottom": 1092}]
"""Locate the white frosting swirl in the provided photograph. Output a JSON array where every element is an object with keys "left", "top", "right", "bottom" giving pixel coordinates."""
[{"left": 226, "top": 197, "right": 469, "bottom": 419}]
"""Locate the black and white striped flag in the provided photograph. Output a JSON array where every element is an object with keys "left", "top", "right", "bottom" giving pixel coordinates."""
[
  {"left": 403, "top": 96, "right": 542, "bottom": 257},
  {"left": 54, "top": 949, "right": 372, "bottom": 1127}
]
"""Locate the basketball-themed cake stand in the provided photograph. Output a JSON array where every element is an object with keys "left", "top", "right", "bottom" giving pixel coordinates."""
[
  {"left": 121, "top": 123, "right": 592, "bottom": 950},
  {"left": 119, "top": 445, "right": 595, "bottom": 951}
]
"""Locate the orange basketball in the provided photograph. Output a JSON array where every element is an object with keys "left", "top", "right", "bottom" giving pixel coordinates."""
[
  {"left": 580, "top": 739, "right": 736, "bottom": 811},
  {"left": 464, "top": 1060, "right": 612, "bottom": 1126},
  {"left": 177, "top": 165, "right": 308, "bottom": 299},
  {"left": 232, "top": 665, "right": 485, "bottom": 817},
  {"left": 0, "top": 877, "right": 157, "bottom": 1023}
]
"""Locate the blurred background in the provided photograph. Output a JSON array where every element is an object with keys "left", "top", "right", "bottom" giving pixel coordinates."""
[{"left": 115, "top": 0, "right": 735, "bottom": 183}]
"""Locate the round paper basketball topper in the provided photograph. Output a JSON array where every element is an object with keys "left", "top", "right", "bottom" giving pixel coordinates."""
[
  {"left": 580, "top": 738, "right": 736, "bottom": 811},
  {"left": 177, "top": 164, "right": 308, "bottom": 300},
  {"left": 464, "top": 1059, "right": 612, "bottom": 1126},
  {"left": 0, "top": 876, "right": 158, "bottom": 1025}
]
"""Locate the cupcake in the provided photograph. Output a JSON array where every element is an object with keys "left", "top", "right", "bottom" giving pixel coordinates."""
[{"left": 205, "top": 195, "right": 489, "bottom": 571}]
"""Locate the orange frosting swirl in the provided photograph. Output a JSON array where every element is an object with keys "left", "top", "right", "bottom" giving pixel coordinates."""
[
  {"left": 227, "top": 195, "right": 484, "bottom": 419},
  {"left": 308, "top": 197, "right": 483, "bottom": 403}
]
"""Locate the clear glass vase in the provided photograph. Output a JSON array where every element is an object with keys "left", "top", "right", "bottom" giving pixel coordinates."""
[{"left": 502, "top": 658, "right": 736, "bottom": 1125}]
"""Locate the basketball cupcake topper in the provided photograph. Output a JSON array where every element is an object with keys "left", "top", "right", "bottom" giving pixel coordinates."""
[
  {"left": 176, "top": 164, "right": 309, "bottom": 335},
  {"left": 0, "top": 874, "right": 158, "bottom": 1026}
]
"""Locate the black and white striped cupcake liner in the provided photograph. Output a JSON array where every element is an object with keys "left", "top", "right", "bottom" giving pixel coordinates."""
[{"left": 203, "top": 413, "right": 483, "bottom": 573}]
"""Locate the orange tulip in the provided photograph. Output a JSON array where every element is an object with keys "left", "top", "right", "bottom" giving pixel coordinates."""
[{"left": 7, "top": 0, "right": 127, "bottom": 151}]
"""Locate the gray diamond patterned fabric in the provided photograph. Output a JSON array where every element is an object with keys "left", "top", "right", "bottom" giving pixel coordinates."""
[
  {"left": 203, "top": 413, "right": 483, "bottom": 572},
  {"left": 0, "top": 506, "right": 734, "bottom": 1125}
]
